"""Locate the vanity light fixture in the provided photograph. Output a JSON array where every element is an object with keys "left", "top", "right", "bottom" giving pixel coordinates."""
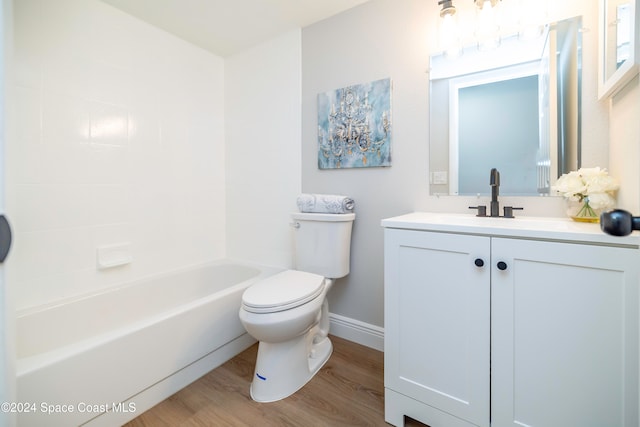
[
  {"left": 436, "top": 0, "right": 507, "bottom": 55},
  {"left": 438, "top": 0, "right": 462, "bottom": 57},
  {"left": 474, "top": 0, "right": 501, "bottom": 50},
  {"left": 439, "top": 0, "right": 457, "bottom": 15}
]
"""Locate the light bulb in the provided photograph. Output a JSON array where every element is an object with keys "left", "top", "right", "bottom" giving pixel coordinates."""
[
  {"left": 475, "top": 0, "right": 500, "bottom": 51},
  {"left": 518, "top": 0, "right": 547, "bottom": 40},
  {"left": 440, "top": 12, "right": 462, "bottom": 58}
]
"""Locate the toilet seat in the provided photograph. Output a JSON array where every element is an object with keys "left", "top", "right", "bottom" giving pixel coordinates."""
[{"left": 242, "top": 270, "right": 325, "bottom": 314}]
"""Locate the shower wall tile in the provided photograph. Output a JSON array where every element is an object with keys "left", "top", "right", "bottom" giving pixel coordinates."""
[
  {"left": 86, "top": 144, "right": 128, "bottom": 186},
  {"left": 12, "top": 227, "right": 94, "bottom": 281},
  {"left": 90, "top": 223, "right": 133, "bottom": 263},
  {"left": 87, "top": 60, "right": 134, "bottom": 106},
  {"left": 12, "top": 143, "right": 91, "bottom": 186},
  {"left": 42, "top": 91, "right": 91, "bottom": 146},
  {"left": 9, "top": 0, "right": 226, "bottom": 310},
  {"left": 13, "top": 86, "right": 42, "bottom": 146},
  {"left": 89, "top": 185, "right": 131, "bottom": 226},
  {"left": 88, "top": 101, "right": 128, "bottom": 146},
  {"left": 12, "top": 55, "right": 43, "bottom": 90},
  {"left": 42, "top": 57, "right": 91, "bottom": 99},
  {"left": 127, "top": 107, "right": 162, "bottom": 148},
  {"left": 13, "top": 184, "right": 92, "bottom": 232}
]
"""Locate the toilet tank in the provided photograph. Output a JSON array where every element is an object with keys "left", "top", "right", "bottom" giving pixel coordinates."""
[{"left": 290, "top": 212, "right": 355, "bottom": 279}]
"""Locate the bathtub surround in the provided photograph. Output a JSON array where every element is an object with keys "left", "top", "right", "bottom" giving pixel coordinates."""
[
  {"left": 9, "top": 0, "right": 226, "bottom": 310},
  {"left": 10, "top": 0, "right": 302, "bottom": 311}
]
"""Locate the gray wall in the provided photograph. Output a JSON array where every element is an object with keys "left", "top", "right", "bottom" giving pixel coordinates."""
[
  {"left": 302, "top": 0, "right": 608, "bottom": 328},
  {"left": 302, "top": 1, "right": 429, "bottom": 327}
]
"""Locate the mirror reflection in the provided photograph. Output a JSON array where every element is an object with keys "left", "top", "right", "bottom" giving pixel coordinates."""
[
  {"left": 604, "top": 1, "right": 631, "bottom": 81},
  {"left": 429, "top": 16, "right": 582, "bottom": 196}
]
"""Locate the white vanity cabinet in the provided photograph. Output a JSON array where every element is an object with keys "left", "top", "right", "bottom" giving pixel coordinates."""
[{"left": 382, "top": 213, "right": 639, "bottom": 427}]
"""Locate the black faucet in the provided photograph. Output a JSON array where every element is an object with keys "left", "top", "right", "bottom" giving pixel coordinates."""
[
  {"left": 468, "top": 168, "right": 523, "bottom": 218},
  {"left": 490, "top": 168, "right": 500, "bottom": 217}
]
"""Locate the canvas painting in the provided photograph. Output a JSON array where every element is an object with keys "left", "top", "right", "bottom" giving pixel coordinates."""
[{"left": 317, "top": 78, "right": 392, "bottom": 169}]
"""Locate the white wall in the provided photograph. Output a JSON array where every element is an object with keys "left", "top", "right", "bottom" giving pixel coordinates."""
[
  {"left": 609, "top": 76, "right": 640, "bottom": 214},
  {"left": 302, "top": 0, "right": 609, "bottom": 328},
  {"left": 8, "top": 0, "right": 226, "bottom": 310},
  {"left": 225, "top": 30, "right": 302, "bottom": 268}
]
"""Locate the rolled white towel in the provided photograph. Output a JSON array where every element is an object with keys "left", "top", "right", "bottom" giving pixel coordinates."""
[{"left": 296, "top": 194, "right": 355, "bottom": 214}]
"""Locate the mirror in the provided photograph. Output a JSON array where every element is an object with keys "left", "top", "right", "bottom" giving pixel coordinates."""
[
  {"left": 598, "top": 0, "right": 639, "bottom": 99},
  {"left": 429, "top": 16, "right": 582, "bottom": 196}
]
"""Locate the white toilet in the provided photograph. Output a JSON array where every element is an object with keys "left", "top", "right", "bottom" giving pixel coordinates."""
[{"left": 239, "top": 211, "right": 355, "bottom": 402}]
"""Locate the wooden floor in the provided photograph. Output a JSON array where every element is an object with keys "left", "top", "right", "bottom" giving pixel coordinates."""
[{"left": 124, "top": 335, "right": 427, "bottom": 427}]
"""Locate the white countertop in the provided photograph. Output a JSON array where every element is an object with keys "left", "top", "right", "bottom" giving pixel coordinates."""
[{"left": 381, "top": 212, "right": 640, "bottom": 247}]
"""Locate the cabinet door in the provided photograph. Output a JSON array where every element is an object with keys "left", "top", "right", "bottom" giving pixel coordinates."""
[
  {"left": 492, "top": 238, "right": 639, "bottom": 427},
  {"left": 384, "top": 229, "right": 490, "bottom": 427}
]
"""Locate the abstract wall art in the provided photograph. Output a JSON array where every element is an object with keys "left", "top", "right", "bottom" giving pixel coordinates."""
[{"left": 317, "top": 78, "right": 392, "bottom": 169}]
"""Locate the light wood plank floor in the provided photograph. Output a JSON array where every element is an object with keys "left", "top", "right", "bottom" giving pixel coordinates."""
[{"left": 124, "top": 335, "right": 427, "bottom": 426}]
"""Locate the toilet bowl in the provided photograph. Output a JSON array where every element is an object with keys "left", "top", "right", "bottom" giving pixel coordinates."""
[
  {"left": 238, "top": 210, "right": 355, "bottom": 402},
  {"left": 239, "top": 270, "right": 333, "bottom": 402}
]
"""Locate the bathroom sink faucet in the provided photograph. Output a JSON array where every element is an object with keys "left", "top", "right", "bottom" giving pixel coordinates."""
[
  {"left": 490, "top": 168, "right": 500, "bottom": 217},
  {"left": 468, "top": 168, "right": 523, "bottom": 218}
]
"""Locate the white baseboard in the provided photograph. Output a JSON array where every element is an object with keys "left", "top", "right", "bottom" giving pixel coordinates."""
[{"left": 329, "top": 312, "right": 384, "bottom": 352}]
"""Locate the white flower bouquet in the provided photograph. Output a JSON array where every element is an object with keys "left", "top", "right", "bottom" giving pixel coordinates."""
[{"left": 551, "top": 167, "right": 619, "bottom": 220}]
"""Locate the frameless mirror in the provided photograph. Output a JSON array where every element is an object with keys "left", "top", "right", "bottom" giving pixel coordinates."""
[{"left": 429, "top": 16, "right": 582, "bottom": 196}]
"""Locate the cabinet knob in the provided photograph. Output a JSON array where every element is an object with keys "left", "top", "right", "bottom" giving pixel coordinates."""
[
  {"left": 474, "top": 258, "right": 484, "bottom": 267},
  {"left": 497, "top": 261, "right": 508, "bottom": 271}
]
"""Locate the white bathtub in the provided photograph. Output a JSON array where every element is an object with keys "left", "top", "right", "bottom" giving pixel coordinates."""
[{"left": 15, "top": 260, "right": 280, "bottom": 427}]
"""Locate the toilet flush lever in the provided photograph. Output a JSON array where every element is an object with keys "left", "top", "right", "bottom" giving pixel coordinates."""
[{"left": 289, "top": 222, "right": 301, "bottom": 229}]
